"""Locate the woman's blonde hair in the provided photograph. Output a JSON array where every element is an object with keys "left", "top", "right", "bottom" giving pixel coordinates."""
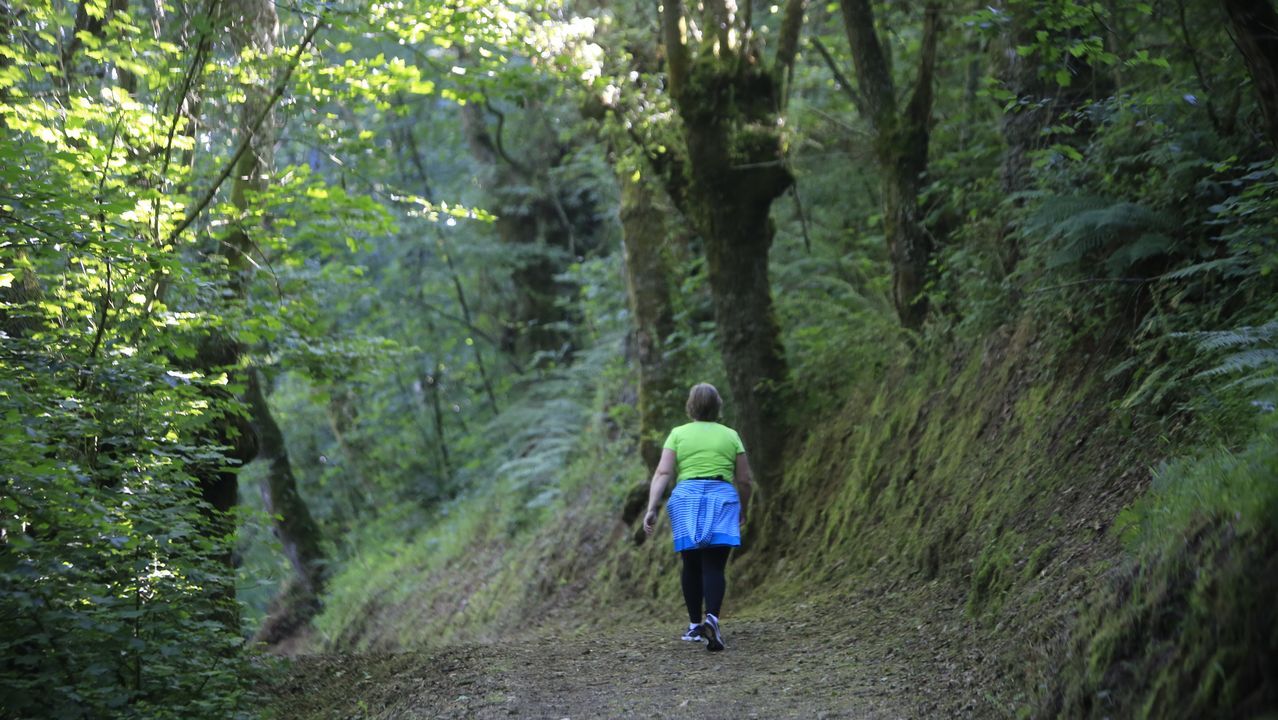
[{"left": 685, "top": 383, "right": 722, "bottom": 421}]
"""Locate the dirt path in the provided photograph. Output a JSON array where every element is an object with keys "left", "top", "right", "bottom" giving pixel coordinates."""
[{"left": 268, "top": 586, "right": 995, "bottom": 719}]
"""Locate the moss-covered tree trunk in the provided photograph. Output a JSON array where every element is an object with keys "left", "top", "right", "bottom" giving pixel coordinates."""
[
  {"left": 1220, "top": 0, "right": 1278, "bottom": 147},
  {"left": 216, "top": 0, "right": 326, "bottom": 636},
  {"left": 246, "top": 371, "right": 325, "bottom": 593},
  {"left": 692, "top": 157, "right": 792, "bottom": 493},
  {"left": 326, "top": 385, "right": 375, "bottom": 521},
  {"left": 838, "top": 0, "right": 940, "bottom": 329},
  {"left": 618, "top": 170, "right": 678, "bottom": 473},
  {"left": 654, "top": 0, "right": 805, "bottom": 494}
]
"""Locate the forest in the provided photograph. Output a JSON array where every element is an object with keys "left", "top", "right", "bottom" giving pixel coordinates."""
[{"left": 2, "top": 0, "right": 1277, "bottom": 716}]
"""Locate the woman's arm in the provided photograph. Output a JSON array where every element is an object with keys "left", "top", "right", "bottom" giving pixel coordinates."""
[
  {"left": 735, "top": 452, "right": 753, "bottom": 527},
  {"left": 642, "top": 449, "right": 677, "bottom": 536}
]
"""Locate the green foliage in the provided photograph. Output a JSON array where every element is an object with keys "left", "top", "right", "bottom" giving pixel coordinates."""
[
  {"left": 1184, "top": 320, "right": 1278, "bottom": 399},
  {"left": 0, "top": 357, "right": 255, "bottom": 718},
  {"left": 6, "top": 0, "right": 1278, "bottom": 716},
  {"left": 1055, "top": 423, "right": 1278, "bottom": 718},
  {"left": 967, "top": 531, "right": 1026, "bottom": 617},
  {"left": 1116, "top": 424, "right": 1278, "bottom": 555},
  {"left": 1, "top": 0, "right": 560, "bottom": 708},
  {"left": 0, "top": 2, "right": 265, "bottom": 709},
  {"left": 0, "top": 454, "right": 261, "bottom": 718},
  {"left": 1020, "top": 195, "right": 1174, "bottom": 275}
]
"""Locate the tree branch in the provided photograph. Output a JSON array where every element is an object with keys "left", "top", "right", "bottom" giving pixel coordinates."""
[
  {"left": 838, "top": 0, "right": 896, "bottom": 128},
  {"left": 165, "top": 13, "right": 325, "bottom": 245},
  {"left": 791, "top": 184, "right": 812, "bottom": 254},
  {"left": 482, "top": 99, "right": 534, "bottom": 178},
  {"left": 775, "top": 0, "right": 807, "bottom": 84},
  {"left": 810, "top": 36, "right": 866, "bottom": 116},
  {"left": 661, "top": 0, "right": 689, "bottom": 98},
  {"left": 904, "top": 4, "right": 941, "bottom": 133},
  {"left": 154, "top": 0, "right": 221, "bottom": 242},
  {"left": 87, "top": 116, "right": 124, "bottom": 364},
  {"left": 619, "top": 114, "right": 692, "bottom": 223},
  {"left": 416, "top": 296, "right": 526, "bottom": 375},
  {"left": 158, "top": 0, "right": 220, "bottom": 188}
]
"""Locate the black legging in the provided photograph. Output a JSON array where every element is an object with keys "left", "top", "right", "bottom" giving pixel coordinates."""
[{"left": 680, "top": 546, "right": 731, "bottom": 624}]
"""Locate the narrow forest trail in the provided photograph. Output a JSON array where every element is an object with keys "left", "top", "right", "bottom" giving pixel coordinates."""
[{"left": 268, "top": 583, "right": 1002, "bottom": 719}]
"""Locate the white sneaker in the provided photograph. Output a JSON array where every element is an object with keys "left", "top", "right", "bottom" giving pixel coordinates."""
[{"left": 680, "top": 623, "right": 705, "bottom": 642}]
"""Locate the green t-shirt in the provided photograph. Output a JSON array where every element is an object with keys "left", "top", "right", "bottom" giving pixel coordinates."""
[{"left": 662, "top": 421, "right": 746, "bottom": 482}]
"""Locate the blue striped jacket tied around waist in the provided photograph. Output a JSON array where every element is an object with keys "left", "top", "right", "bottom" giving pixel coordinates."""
[{"left": 667, "top": 479, "right": 741, "bottom": 552}]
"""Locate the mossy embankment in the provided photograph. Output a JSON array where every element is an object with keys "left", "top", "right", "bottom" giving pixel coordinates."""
[{"left": 292, "top": 318, "right": 1276, "bottom": 718}]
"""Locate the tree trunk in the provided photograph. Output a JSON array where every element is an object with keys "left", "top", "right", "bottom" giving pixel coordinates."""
[
  {"left": 217, "top": 0, "right": 326, "bottom": 635},
  {"left": 880, "top": 156, "right": 933, "bottom": 329},
  {"left": 190, "top": 333, "right": 254, "bottom": 634},
  {"left": 651, "top": 0, "right": 802, "bottom": 495},
  {"left": 618, "top": 170, "right": 678, "bottom": 473},
  {"left": 695, "top": 162, "right": 792, "bottom": 493},
  {"left": 839, "top": 0, "right": 940, "bottom": 329},
  {"left": 0, "top": 253, "right": 41, "bottom": 339},
  {"left": 1220, "top": 0, "right": 1278, "bottom": 147},
  {"left": 417, "top": 361, "right": 454, "bottom": 479},
  {"left": 246, "top": 370, "right": 326, "bottom": 596},
  {"left": 325, "top": 385, "right": 375, "bottom": 519},
  {"left": 992, "top": 1, "right": 1107, "bottom": 269}
]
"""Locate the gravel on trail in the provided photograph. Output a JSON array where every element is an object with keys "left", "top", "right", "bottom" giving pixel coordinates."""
[{"left": 268, "top": 585, "right": 997, "bottom": 719}]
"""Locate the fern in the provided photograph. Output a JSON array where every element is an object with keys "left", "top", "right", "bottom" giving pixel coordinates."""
[
  {"left": 490, "top": 383, "right": 588, "bottom": 495},
  {"left": 1158, "top": 256, "right": 1246, "bottom": 282},
  {"left": 1021, "top": 195, "right": 1175, "bottom": 275},
  {"left": 484, "top": 323, "right": 629, "bottom": 506},
  {"left": 1198, "top": 349, "right": 1278, "bottom": 377},
  {"left": 1105, "top": 232, "right": 1174, "bottom": 276},
  {"left": 1183, "top": 321, "right": 1278, "bottom": 352},
  {"left": 1181, "top": 321, "right": 1278, "bottom": 398}
]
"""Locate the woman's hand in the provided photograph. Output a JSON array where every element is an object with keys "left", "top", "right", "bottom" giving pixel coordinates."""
[{"left": 642, "top": 450, "right": 676, "bottom": 538}]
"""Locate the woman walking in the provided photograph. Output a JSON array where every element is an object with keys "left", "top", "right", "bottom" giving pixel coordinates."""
[{"left": 643, "top": 383, "right": 753, "bottom": 652}]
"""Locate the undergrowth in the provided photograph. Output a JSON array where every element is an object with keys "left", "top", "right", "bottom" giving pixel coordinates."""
[
  {"left": 1050, "top": 421, "right": 1278, "bottom": 718},
  {"left": 303, "top": 295, "right": 1277, "bottom": 718},
  {"left": 296, "top": 109, "right": 1278, "bottom": 720}
]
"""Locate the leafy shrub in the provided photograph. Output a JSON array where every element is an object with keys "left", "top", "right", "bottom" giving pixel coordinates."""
[{"left": 0, "top": 345, "right": 261, "bottom": 718}]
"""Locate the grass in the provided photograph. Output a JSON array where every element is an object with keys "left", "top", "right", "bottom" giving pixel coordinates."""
[{"left": 1049, "top": 419, "right": 1278, "bottom": 718}]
